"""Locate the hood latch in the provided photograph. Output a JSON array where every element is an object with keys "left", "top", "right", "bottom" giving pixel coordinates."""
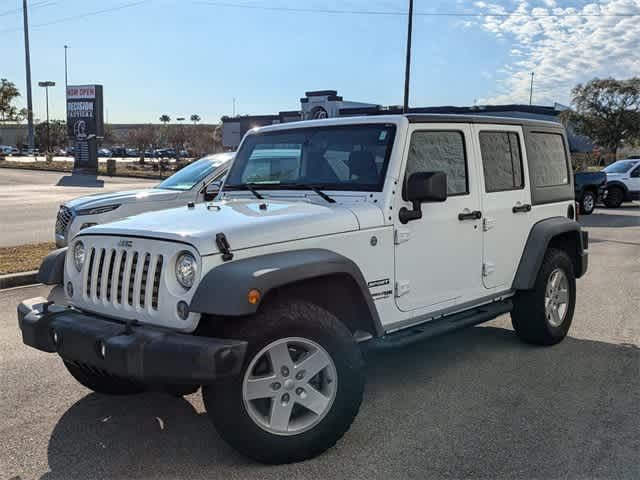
[{"left": 215, "top": 233, "right": 234, "bottom": 261}]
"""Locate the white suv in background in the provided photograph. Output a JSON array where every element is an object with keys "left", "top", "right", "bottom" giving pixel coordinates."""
[
  {"left": 55, "top": 152, "right": 233, "bottom": 246},
  {"left": 602, "top": 159, "right": 640, "bottom": 208}
]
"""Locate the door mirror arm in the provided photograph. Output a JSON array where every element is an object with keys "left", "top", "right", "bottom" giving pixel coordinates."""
[{"left": 399, "top": 171, "right": 447, "bottom": 224}]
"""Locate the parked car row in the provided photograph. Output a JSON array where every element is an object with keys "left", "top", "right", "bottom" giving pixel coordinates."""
[
  {"left": 0, "top": 145, "right": 40, "bottom": 156},
  {"left": 98, "top": 147, "right": 191, "bottom": 158},
  {"left": 573, "top": 158, "right": 640, "bottom": 213}
]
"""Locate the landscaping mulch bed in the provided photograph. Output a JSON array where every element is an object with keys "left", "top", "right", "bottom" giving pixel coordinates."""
[{"left": 0, "top": 242, "right": 56, "bottom": 275}]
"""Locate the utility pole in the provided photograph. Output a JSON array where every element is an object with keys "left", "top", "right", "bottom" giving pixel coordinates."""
[
  {"left": 403, "top": 0, "right": 414, "bottom": 112},
  {"left": 529, "top": 72, "right": 534, "bottom": 105},
  {"left": 232, "top": 97, "right": 236, "bottom": 116},
  {"left": 23, "top": 0, "right": 35, "bottom": 150}
]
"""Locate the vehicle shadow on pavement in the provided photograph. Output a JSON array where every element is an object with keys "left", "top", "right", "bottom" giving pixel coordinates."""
[
  {"left": 55, "top": 175, "right": 105, "bottom": 188},
  {"left": 579, "top": 211, "right": 640, "bottom": 228},
  {"left": 40, "top": 326, "right": 639, "bottom": 480}
]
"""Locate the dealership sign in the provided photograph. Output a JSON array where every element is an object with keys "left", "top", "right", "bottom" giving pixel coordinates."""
[
  {"left": 67, "top": 84, "right": 103, "bottom": 173},
  {"left": 66, "top": 84, "right": 104, "bottom": 138}
]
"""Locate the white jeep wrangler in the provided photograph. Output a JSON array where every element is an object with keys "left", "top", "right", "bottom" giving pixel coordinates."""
[{"left": 18, "top": 114, "right": 588, "bottom": 464}]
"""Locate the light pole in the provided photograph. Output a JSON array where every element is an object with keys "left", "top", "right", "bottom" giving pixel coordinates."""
[
  {"left": 23, "top": 0, "right": 35, "bottom": 150},
  {"left": 529, "top": 72, "right": 535, "bottom": 105},
  {"left": 64, "top": 45, "right": 69, "bottom": 88},
  {"left": 403, "top": 0, "right": 414, "bottom": 112},
  {"left": 38, "top": 81, "right": 55, "bottom": 153}
]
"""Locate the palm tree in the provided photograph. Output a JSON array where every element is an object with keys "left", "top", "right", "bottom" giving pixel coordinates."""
[
  {"left": 159, "top": 114, "right": 170, "bottom": 125},
  {"left": 190, "top": 114, "right": 201, "bottom": 125}
]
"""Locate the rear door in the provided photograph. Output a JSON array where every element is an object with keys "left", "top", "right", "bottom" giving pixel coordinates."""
[{"left": 474, "top": 124, "right": 531, "bottom": 290}]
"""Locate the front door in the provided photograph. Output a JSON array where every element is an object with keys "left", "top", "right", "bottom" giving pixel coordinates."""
[
  {"left": 473, "top": 124, "right": 532, "bottom": 289},
  {"left": 394, "top": 125, "right": 483, "bottom": 313}
]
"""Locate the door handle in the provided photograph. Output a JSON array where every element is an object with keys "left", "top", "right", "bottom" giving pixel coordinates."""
[
  {"left": 512, "top": 203, "right": 532, "bottom": 213},
  {"left": 458, "top": 210, "right": 482, "bottom": 221}
]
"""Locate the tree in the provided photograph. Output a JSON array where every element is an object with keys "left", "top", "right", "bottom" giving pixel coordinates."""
[
  {"left": 159, "top": 114, "right": 171, "bottom": 125},
  {"left": 35, "top": 120, "right": 66, "bottom": 149},
  {"left": 0, "top": 78, "right": 22, "bottom": 123},
  {"left": 127, "top": 125, "right": 156, "bottom": 163},
  {"left": 190, "top": 114, "right": 201, "bottom": 125},
  {"left": 185, "top": 125, "right": 222, "bottom": 157},
  {"left": 563, "top": 77, "right": 640, "bottom": 157}
]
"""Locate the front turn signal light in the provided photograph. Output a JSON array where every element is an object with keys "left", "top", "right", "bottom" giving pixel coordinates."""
[{"left": 247, "top": 289, "right": 261, "bottom": 305}]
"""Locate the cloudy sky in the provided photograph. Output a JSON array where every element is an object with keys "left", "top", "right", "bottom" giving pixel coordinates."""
[{"left": 2, "top": 0, "right": 639, "bottom": 122}]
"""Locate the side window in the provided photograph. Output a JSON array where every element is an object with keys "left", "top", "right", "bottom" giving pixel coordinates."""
[
  {"left": 630, "top": 166, "right": 640, "bottom": 178},
  {"left": 406, "top": 131, "right": 468, "bottom": 196},
  {"left": 479, "top": 131, "right": 524, "bottom": 192},
  {"left": 527, "top": 133, "right": 569, "bottom": 187}
]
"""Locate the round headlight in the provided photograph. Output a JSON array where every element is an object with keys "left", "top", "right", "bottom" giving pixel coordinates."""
[
  {"left": 175, "top": 252, "right": 197, "bottom": 289},
  {"left": 73, "top": 241, "right": 86, "bottom": 271}
]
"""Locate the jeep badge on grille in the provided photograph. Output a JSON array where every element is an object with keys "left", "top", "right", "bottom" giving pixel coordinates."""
[{"left": 117, "top": 239, "right": 133, "bottom": 248}]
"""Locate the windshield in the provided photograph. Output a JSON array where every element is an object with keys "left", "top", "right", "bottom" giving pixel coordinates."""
[
  {"left": 603, "top": 160, "right": 638, "bottom": 174},
  {"left": 158, "top": 156, "right": 227, "bottom": 190},
  {"left": 225, "top": 124, "right": 396, "bottom": 192}
]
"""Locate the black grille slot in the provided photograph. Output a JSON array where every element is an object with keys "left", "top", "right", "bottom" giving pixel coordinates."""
[
  {"left": 95, "top": 249, "right": 105, "bottom": 299},
  {"left": 116, "top": 251, "right": 127, "bottom": 304},
  {"left": 152, "top": 255, "right": 163, "bottom": 310},
  {"left": 139, "top": 253, "right": 150, "bottom": 308},
  {"left": 85, "top": 248, "right": 95, "bottom": 297},
  {"left": 106, "top": 249, "right": 116, "bottom": 301},
  {"left": 127, "top": 252, "right": 139, "bottom": 307}
]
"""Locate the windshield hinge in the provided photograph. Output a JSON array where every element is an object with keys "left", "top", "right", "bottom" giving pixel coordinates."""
[{"left": 215, "top": 233, "right": 233, "bottom": 262}]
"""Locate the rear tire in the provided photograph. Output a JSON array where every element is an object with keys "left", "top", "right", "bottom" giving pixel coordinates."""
[
  {"left": 580, "top": 190, "right": 596, "bottom": 215},
  {"left": 63, "top": 360, "right": 145, "bottom": 395},
  {"left": 604, "top": 186, "right": 624, "bottom": 208},
  {"left": 203, "top": 299, "right": 364, "bottom": 464},
  {"left": 511, "top": 248, "right": 576, "bottom": 346}
]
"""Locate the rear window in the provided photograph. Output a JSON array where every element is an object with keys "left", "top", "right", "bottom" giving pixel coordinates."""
[
  {"left": 527, "top": 133, "right": 569, "bottom": 187},
  {"left": 479, "top": 131, "right": 524, "bottom": 192}
]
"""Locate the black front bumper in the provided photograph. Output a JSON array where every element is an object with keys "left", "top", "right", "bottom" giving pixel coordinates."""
[{"left": 18, "top": 297, "right": 247, "bottom": 385}]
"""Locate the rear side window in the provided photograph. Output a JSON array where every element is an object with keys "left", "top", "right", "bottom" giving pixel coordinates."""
[
  {"left": 527, "top": 133, "right": 569, "bottom": 187},
  {"left": 479, "top": 131, "right": 524, "bottom": 192},
  {"left": 406, "top": 131, "right": 468, "bottom": 195}
]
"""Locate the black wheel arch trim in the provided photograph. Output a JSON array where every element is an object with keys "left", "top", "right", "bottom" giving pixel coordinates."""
[
  {"left": 605, "top": 180, "right": 629, "bottom": 194},
  {"left": 189, "top": 248, "right": 384, "bottom": 336},
  {"left": 38, "top": 247, "right": 67, "bottom": 285},
  {"left": 512, "top": 217, "right": 588, "bottom": 291}
]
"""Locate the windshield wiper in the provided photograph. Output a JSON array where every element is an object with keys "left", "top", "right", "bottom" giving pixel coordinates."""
[
  {"left": 280, "top": 183, "right": 335, "bottom": 203},
  {"left": 224, "top": 183, "right": 264, "bottom": 199}
]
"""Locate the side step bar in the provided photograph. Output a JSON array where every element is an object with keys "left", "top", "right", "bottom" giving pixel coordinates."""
[{"left": 365, "top": 299, "right": 513, "bottom": 351}]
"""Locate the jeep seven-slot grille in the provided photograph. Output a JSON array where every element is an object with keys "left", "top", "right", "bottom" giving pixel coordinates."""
[
  {"left": 55, "top": 206, "right": 73, "bottom": 235},
  {"left": 83, "top": 247, "right": 163, "bottom": 310}
]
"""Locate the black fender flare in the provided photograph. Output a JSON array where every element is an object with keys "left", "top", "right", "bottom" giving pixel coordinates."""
[
  {"left": 38, "top": 248, "right": 67, "bottom": 285},
  {"left": 512, "top": 217, "right": 587, "bottom": 290},
  {"left": 190, "top": 248, "right": 382, "bottom": 331}
]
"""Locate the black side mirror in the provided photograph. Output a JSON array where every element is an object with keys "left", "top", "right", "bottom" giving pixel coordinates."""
[
  {"left": 204, "top": 180, "right": 222, "bottom": 201},
  {"left": 399, "top": 171, "right": 447, "bottom": 224}
]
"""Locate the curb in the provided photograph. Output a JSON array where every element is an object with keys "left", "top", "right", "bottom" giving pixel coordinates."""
[{"left": 0, "top": 271, "right": 39, "bottom": 290}]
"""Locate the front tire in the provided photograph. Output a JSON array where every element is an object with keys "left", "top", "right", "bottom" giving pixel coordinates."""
[
  {"left": 580, "top": 190, "right": 596, "bottom": 215},
  {"left": 511, "top": 248, "right": 576, "bottom": 345},
  {"left": 604, "top": 186, "right": 624, "bottom": 208},
  {"left": 63, "top": 360, "right": 145, "bottom": 395},
  {"left": 203, "top": 299, "right": 364, "bottom": 464}
]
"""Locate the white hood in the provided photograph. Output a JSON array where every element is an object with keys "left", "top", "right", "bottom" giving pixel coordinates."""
[
  {"left": 64, "top": 188, "right": 180, "bottom": 210},
  {"left": 78, "top": 198, "right": 380, "bottom": 255}
]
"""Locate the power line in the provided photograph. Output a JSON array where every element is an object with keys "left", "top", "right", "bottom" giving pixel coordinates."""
[
  {"left": 0, "top": 0, "right": 150, "bottom": 33},
  {"left": 194, "top": 1, "right": 640, "bottom": 18},
  {"left": 0, "top": 0, "right": 56, "bottom": 17}
]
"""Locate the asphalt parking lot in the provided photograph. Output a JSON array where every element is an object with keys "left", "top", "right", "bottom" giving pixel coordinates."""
[
  {"left": 0, "top": 169, "right": 155, "bottom": 247},
  {"left": 1, "top": 207, "right": 638, "bottom": 479}
]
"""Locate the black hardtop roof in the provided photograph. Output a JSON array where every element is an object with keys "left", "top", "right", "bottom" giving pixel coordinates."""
[{"left": 405, "top": 113, "right": 563, "bottom": 129}]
